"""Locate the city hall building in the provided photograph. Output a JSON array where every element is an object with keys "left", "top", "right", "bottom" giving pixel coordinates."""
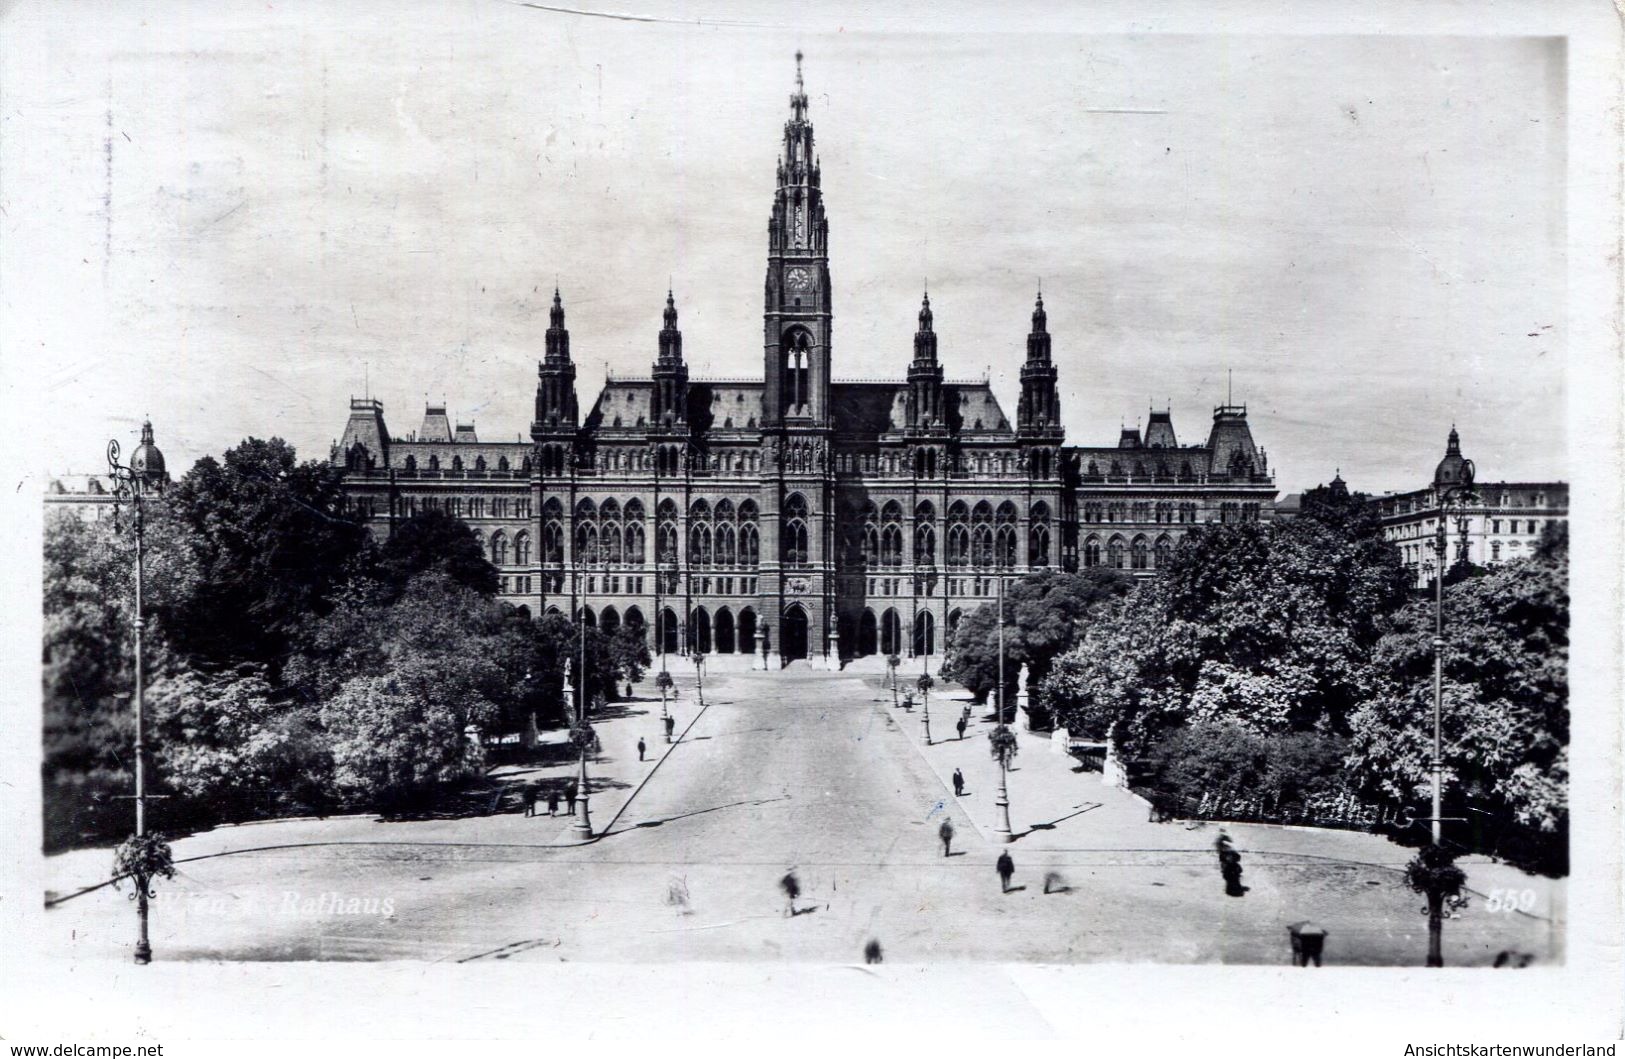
[{"left": 332, "top": 59, "right": 1277, "bottom": 667}]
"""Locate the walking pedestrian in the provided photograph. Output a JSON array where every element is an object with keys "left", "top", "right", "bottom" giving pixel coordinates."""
[
  {"left": 996, "top": 851, "right": 1015, "bottom": 893},
  {"left": 1215, "top": 829, "right": 1246, "bottom": 897},
  {"left": 938, "top": 817, "right": 955, "bottom": 857},
  {"left": 664, "top": 714, "right": 676, "bottom": 741},
  {"left": 863, "top": 938, "right": 883, "bottom": 964},
  {"left": 546, "top": 787, "right": 560, "bottom": 817},
  {"left": 522, "top": 782, "right": 538, "bottom": 818},
  {"left": 638, "top": 737, "right": 647, "bottom": 762},
  {"left": 780, "top": 871, "right": 801, "bottom": 917},
  {"left": 952, "top": 768, "right": 965, "bottom": 797},
  {"left": 565, "top": 779, "right": 578, "bottom": 816},
  {"left": 956, "top": 717, "right": 967, "bottom": 741}
]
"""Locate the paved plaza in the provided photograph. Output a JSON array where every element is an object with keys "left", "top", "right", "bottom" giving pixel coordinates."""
[{"left": 44, "top": 665, "right": 1562, "bottom": 965}]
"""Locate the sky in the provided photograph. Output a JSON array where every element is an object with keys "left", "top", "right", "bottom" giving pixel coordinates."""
[{"left": 2, "top": 1, "right": 1572, "bottom": 497}]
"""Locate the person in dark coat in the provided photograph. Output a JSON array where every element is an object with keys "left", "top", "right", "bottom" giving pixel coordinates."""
[
  {"left": 546, "top": 787, "right": 560, "bottom": 816},
  {"left": 637, "top": 737, "right": 647, "bottom": 761},
  {"left": 565, "top": 779, "right": 578, "bottom": 816},
  {"left": 996, "top": 851, "right": 1016, "bottom": 893},
  {"left": 1215, "top": 829, "right": 1246, "bottom": 896},
  {"left": 952, "top": 768, "right": 965, "bottom": 796},
  {"left": 522, "top": 782, "right": 538, "bottom": 817},
  {"left": 956, "top": 717, "right": 967, "bottom": 741},
  {"left": 780, "top": 871, "right": 801, "bottom": 917},
  {"left": 938, "top": 817, "right": 955, "bottom": 856}
]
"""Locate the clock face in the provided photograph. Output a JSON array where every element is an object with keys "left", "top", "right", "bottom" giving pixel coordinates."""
[{"left": 786, "top": 266, "right": 813, "bottom": 292}]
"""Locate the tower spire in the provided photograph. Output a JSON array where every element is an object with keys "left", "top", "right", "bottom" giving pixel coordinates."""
[
  {"left": 1018, "top": 291, "right": 1061, "bottom": 437},
  {"left": 764, "top": 51, "right": 830, "bottom": 427},
  {"left": 790, "top": 49, "right": 809, "bottom": 123},
  {"left": 653, "top": 288, "right": 689, "bottom": 427},
  {"left": 907, "top": 290, "right": 944, "bottom": 433}
]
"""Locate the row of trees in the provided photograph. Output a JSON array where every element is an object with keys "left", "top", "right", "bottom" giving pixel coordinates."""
[
  {"left": 943, "top": 485, "right": 1568, "bottom": 872},
  {"left": 43, "top": 438, "right": 649, "bottom": 850}
]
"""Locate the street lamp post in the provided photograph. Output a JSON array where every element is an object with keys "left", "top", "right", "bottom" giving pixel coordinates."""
[
  {"left": 996, "top": 565, "right": 1008, "bottom": 724},
  {"left": 990, "top": 721, "right": 1017, "bottom": 844},
  {"left": 1429, "top": 482, "right": 1479, "bottom": 844},
  {"left": 107, "top": 421, "right": 168, "bottom": 964},
  {"left": 692, "top": 651, "right": 706, "bottom": 707},
  {"left": 990, "top": 556, "right": 1016, "bottom": 842},
  {"left": 1417, "top": 477, "right": 1478, "bottom": 967},
  {"left": 918, "top": 673, "right": 935, "bottom": 746},
  {"left": 571, "top": 580, "right": 593, "bottom": 839}
]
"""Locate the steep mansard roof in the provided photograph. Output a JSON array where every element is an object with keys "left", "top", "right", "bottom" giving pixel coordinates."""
[{"left": 580, "top": 379, "right": 1014, "bottom": 441}]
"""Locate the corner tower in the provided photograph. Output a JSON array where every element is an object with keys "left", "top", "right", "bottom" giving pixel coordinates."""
[
  {"left": 762, "top": 51, "right": 831, "bottom": 428},
  {"left": 531, "top": 288, "right": 579, "bottom": 478}
]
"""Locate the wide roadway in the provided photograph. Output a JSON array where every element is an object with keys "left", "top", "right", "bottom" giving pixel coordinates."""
[{"left": 44, "top": 666, "right": 1560, "bottom": 965}]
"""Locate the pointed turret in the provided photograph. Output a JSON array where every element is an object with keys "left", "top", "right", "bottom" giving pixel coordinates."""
[
  {"left": 651, "top": 290, "right": 690, "bottom": 429},
  {"left": 1017, "top": 291, "right": 1063, "bottom": 439},
  {"left": 906, "top": 291, "right": 945, "bottom": 433},
  {"left": 532, "top": 288, "right": 579, "bottom": 437}
]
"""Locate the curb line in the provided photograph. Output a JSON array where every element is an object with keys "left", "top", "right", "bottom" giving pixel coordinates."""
[{"left": 588, "top": 694, "right": 714, "bottom": 841}]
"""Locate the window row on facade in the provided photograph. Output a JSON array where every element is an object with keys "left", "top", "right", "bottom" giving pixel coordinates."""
[{"left": 1081, "top": 532, "right": 1178, "bottom": 571}]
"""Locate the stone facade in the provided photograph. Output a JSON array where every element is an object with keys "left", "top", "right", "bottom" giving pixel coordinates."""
[
  {"left": 332, "top": 58, "right": 1277, "bottom": 667},
  {"left": 1370, "top": 427, "right": 1568, "bottom": 589}
]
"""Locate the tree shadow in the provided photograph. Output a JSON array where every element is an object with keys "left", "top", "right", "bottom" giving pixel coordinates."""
[
  {"left": 487, "top": 742, "right": 580, "bottom": 769},
  {"left": 618, "top": 795, "right": 789, "bottom": 834},
  {"left": 589, "top": 702, "right": 651, "bottom": 723},
  {"left": 1021, "top": 803, "right": 1102, "bottom": 835}
]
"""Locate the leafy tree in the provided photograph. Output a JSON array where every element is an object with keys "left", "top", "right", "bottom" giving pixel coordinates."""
[
  {"left": 287, "top": 570, "right": 524, "bottom": 725},
  {"left": 166, "top": 437, "right": 370, "bottom": 669},
  {"left": 147, "top": 663, "right": 329, "bottom": 819},
  {"left": 320, "top": 655, "right": 497, "bottom": 805},
  {"left": 608, "top": 623, "right": 653, "bottom": 689},
  {"left": 989, "top": 724, "right": 1018, "bottom": 768},
  {"left": 944, "top": 569, "right": 1132, "bottom": 705},
  {"left": 1346, "top": 540, "right": 1568, "bottom": 850},
  {"left": 42, "top": 507, "right": 200, "bottom": 850},
  {"left": 377, "top": 510, "right": 499, "bottom": 597},
  {"left": 1137, "top": 719, "right": 1349, "bottom": 808},
  {"left": 1040, "top": 515, "right": 1409, "bottom": 752}
]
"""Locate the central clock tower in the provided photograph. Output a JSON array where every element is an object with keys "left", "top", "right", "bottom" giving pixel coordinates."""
[
  {"left": 763, "top": 51, "right": 831, "bottom": 428},
  {"left": 760, "top": 53, "right": 838, "bottom": 669}
]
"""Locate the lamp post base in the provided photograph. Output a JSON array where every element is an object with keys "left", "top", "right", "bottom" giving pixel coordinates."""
[{"left": 571, "top": 811, "right": 593, "bottom": 840}]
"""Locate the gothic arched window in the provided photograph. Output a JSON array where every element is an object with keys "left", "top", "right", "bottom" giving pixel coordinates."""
[
  {"left": 782, "top": 492, "right": 810, "bottom": 565},
  {"left": 915, "top": 523, "right": 936, "bottom": 564}
]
